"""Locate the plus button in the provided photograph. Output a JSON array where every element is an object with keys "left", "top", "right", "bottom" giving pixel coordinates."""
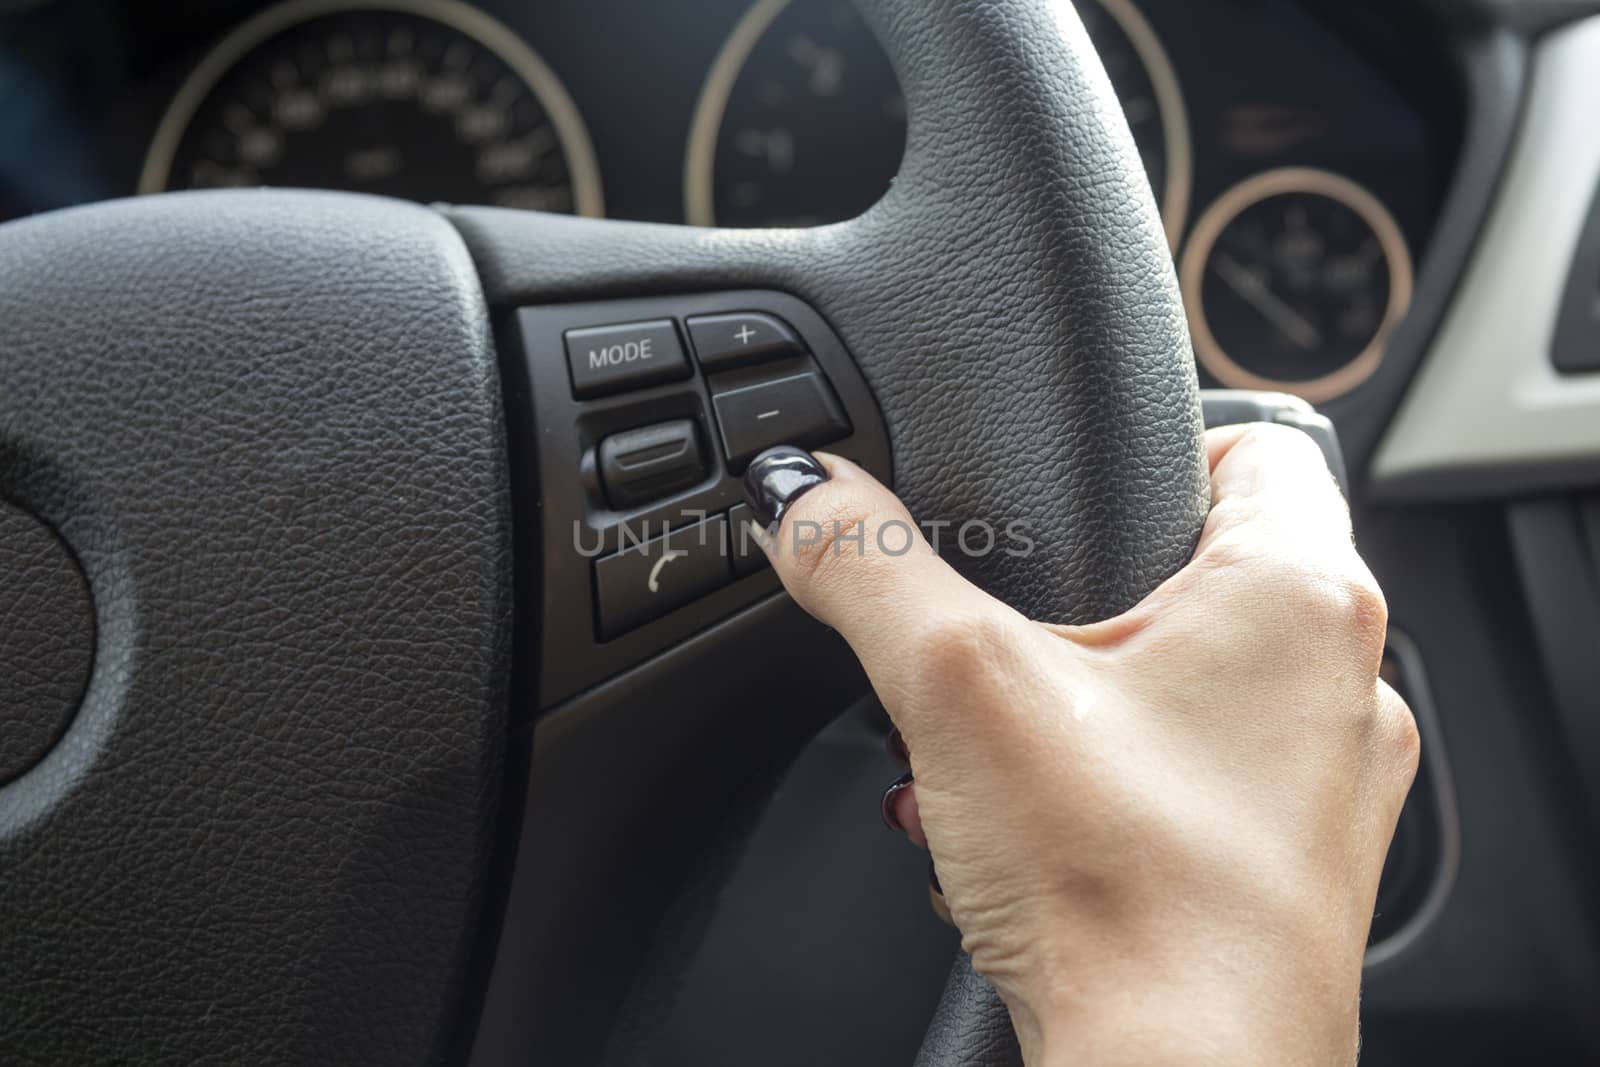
[{"left": 734, "top": 324, "right": 757, "bottom": 345}]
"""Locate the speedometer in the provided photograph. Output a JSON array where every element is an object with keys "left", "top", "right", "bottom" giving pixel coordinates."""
[
  {"left": 686, "top": 0, "right": 1190, "bottom": 245},
  {"left": 139, "top": 0, "right": 603, "bottom": 215}
]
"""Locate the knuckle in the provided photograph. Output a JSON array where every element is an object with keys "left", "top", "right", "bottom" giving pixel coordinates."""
[
  {"left": 1305, "top": 563, "right": 1395, "bottom": 639},
  {"left": 1253, "top": 551, "right": 1388, "bottom": 645},
  {"left": 1338, "top": 682, "right": 1419, "bottom": 799},
  {"left": 1377, "top": 683, "right": 1422, "bottom": 781},
  {"left": 1324, "top": 564, "right": 1390, "bottom": 646}
]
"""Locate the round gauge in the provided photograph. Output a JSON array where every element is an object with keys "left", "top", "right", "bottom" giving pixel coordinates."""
[
  {"left": 686, "top": 0, "right": 1190, "bottom": 244},
  {"left": 1180, "top": 168, "right": 1413, "bottom": 403},
  {"left": 139, "top": 0, "right": 603, "bottom": 215},
  {"left": 685, "top": 0, "right": 904, "bottom": 229}
]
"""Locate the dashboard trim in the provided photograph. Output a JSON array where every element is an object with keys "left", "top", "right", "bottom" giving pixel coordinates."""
[
  {"left": 135, "top": 0, "right": 606, "bottom": 216},
  {"left": 1375, "top": 15, "right": 1600, "bottom": 492}
]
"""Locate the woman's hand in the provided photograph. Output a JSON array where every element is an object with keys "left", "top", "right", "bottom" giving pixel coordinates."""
[{"left": 743, "top": 426, "right": 1419, "bottom": 1067}]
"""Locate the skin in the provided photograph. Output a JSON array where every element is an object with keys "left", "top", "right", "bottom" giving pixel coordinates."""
[{"left": 758, "top": 425, "right": 1420, "bottom": 1067}]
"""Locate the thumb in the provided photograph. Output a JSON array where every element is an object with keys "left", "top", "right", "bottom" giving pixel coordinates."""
[{"left": 741, "top": 447, "right": 1020, "bottom": 701}]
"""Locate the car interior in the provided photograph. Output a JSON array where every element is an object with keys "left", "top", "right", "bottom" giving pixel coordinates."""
[{"left": 1, "top": 0, "right": 1597, "bottom": 1064}]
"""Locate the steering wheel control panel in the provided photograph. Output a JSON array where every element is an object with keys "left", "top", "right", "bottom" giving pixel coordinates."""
[{"left": 513, "top": 291, "right": 892, "bottom": 707}]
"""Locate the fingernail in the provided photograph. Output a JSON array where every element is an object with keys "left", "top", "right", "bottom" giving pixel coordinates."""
[
  {"left": 885, "top": 727, "right": 909, "bottom": 765},
  {"left": 880, "top": 771, "right": 914, "bottom": 833},
  {"left": 929, "top": 859, "right": 943, "bottom": 896},
  {"left": 744, "top": 446, "right": 829, "bottom": 529}
]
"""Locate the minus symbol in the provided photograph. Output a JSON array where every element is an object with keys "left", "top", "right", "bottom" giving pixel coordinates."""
[{"left": 757, "top": 409, "right": 782, "bottom": 420}]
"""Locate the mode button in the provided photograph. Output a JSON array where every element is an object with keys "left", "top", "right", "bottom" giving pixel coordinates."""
[{"left": 565, "top": 319, "right": 691, "bottom": 399}]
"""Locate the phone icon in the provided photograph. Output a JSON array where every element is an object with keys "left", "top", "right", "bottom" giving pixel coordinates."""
[{"left": 648, "top": 550, "right": 687, "bottom": 594}]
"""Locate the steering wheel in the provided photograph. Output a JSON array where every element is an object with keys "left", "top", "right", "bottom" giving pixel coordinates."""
[{"left": 0, "top": 0, "right": 1207, "bottom": 1062}]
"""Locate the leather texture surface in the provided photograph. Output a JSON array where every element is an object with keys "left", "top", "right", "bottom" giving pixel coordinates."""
[
  {"left": 0, "top": 499, "right": 94, "bottom": 786},
  {"left": 914, "top": 953, "right": 1024, "bottom": 1067},
  {"left": 451, "top": 1, "right": 1207, "bottom": 1063},
  {"left": 0, "top": 190, "right": 511, "bottom": 1065}
]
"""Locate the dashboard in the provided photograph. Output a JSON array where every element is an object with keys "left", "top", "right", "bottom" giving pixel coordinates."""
[
  {"left": 8, "top": 4, "right": 1600, "bottom": 1064},
  {"left": 0, "top": 0, "right": 1462, "bottom": 402}
]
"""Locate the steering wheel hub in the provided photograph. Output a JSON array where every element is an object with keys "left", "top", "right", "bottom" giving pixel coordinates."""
[
  {"left": 0, "top": 191, "right": 512, "bottom": 1064},
  {"left": 0, "top": 498, "right": 93, "bottom": 786}
]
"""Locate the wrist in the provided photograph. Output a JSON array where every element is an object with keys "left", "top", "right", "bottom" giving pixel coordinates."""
[{"left": 1005, "top": 951, "right": 1361, "bottom": 1067}]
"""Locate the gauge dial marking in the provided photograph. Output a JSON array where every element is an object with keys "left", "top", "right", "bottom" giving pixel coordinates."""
[
  {"left": 1213, "top": 252, "right": 1325, "bottom": 352},
  {"left": 685, "top": 0, "right": 1189, "bottom": 243},
  {"left": 1181, "top": 167, "right": 1414, "bottom": 403},
  {"left": 140, "top": 0, "right": 603, "bottom": 216}
]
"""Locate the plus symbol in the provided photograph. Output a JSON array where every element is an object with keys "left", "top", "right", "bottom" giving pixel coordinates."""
[{"left": 734, "top": 325, "right": 756, "bottom": 345}]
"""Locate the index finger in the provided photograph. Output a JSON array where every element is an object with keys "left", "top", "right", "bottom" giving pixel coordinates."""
[{"left": 1202, "top": 422, "right": 1354, "bottom": 554}]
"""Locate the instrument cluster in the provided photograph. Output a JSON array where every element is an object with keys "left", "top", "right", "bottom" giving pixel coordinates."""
[{"left": 0, "top": 0, "right": 1460, "bottom": 401}]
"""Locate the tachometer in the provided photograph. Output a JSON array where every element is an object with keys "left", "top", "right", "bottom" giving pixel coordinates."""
[
  {"left": 685, "top": 0, "right": 1190, "bottom": 244},
  {"left": 139, "top": 0, "right": 603, "bottom": 215}
]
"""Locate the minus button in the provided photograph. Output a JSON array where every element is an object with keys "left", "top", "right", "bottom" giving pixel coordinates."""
[{"left": 710, "top": 371, "right": 852, "bottom": 471}]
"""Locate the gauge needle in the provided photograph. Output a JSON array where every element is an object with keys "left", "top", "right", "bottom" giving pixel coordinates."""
[{"left": 1213, "top": 253, "right": 1324, "bottom": 351}]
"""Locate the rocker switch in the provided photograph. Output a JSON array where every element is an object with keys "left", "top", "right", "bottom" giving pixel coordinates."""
[{"left": 598, "top": 420, "right": 706, "bottom": 510}]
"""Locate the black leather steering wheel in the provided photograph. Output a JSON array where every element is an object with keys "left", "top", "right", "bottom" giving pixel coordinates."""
[{"left": 0, "top": 0, "right": 1207, "bottom": 1062}]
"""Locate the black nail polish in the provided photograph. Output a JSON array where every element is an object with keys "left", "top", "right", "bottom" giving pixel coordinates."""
[
  {"left": 880, "top": 770, "right": 914, "bottom": 833},
  {"left": 743, "top": 446, "right": 829, "bottom": 529},
  {"left": 885, "top": 727, "right": 909, "bottom": 765}
]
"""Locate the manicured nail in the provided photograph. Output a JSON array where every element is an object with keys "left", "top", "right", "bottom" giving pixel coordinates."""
[
  {"left": 744, "top": 446, "right": 829, "bottom": 529},
  {"left": 929, "top": 859, "right": 943, "bottom": 895},
  {"left": 880, "top": 771, "right": 914, "bottom": 833},
  {"left": 885, "top": 727, "right": 909, "bottom": 765}
]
